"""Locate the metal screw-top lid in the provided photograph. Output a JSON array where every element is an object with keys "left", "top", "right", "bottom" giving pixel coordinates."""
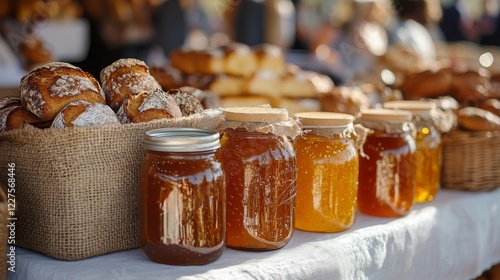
[{"left": 144, "top": 128, "right": 220, "bottom": 152}]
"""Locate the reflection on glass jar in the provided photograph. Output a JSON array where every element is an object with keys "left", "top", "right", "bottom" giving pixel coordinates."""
[
  {"left": 220, "top": 106, "right": 299, "bottom": 251},
  {"left": 139, "top": 128, "right": 225, "bottom": 265},
  {"left": 357, "top": 109, "right": 417, "bottom": 217},
  {"left": 384, "top": 101, "right": 442, "bottom": 203},
  {"left": 293, "top": 112, "right": 359, "bottom": 233}
]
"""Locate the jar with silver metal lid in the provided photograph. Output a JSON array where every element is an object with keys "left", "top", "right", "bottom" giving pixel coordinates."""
[{"left": 139, "top": 128, "right": 225, "bottom": 265}]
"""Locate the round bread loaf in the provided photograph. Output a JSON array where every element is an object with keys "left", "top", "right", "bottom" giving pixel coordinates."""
[
  {"left": 100, "top": 58, "right": 162, "bottom": 110},
  {"left": 0, "top": 105, "right": 43, "bottom": 131},
  {"left": 51, "top": 101, "right": 120, "bottom": 128},
  {"left": 451, "top": 69, "right": 491, "bottom": 102},
  {"left": 397, "top": 68, "right": 453, "bottom": 100},
  {"left": 117, "top": 89, "right": 182, "bottom": 124},
  {"left": 318, "top": 86, "right": 371, "bottom": 116},
  {"left": 167, "top": 88, "right": 204, "bottom": 117},
  {"left": 19, "top": 62, "right": 106, "bottom": 121},
  {"left": 456, "top": 107, "right": 500, "bottom": 132},
  {"left": 150, "top": 65, "right": 183, "bottom": 91}
]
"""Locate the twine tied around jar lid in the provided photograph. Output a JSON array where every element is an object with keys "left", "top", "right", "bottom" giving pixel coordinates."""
[{"left": 220, "top": 104, "right": 301, "bottom": 139}]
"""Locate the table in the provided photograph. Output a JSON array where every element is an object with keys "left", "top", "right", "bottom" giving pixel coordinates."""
[{"left": 8, "top": 188, "right": 500, "bottom": 280}]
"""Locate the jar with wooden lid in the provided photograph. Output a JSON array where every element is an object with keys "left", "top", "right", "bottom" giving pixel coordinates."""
[
  {"left": 293, "top": 112, "right": 359, "bottom": 233},
  {"left": 219, "top": 106, "right": 300, "bottom": 251},
  {"left": 357, "top": 109, "right": 417, "bottom": 217},
  {"left": 384, "top": 100, "right": 442, "bottom": 203},
  {"left": 139, "top": 128, "right": 225, "bottom": 265}
]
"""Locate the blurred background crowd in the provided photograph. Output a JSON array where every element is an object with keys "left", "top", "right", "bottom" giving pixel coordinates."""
[{"left": 1, "top": 0, "right": 500, "bottom": 85}]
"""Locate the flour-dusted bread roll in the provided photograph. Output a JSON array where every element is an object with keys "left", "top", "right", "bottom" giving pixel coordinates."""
[
  {"left": 0, "top": 105, "right": 43, "bottom": 131},
  {"left": 167, "top": 88, "right": 204, "bottom": 117},
  {"left": 19, "top": 62, "right": 106, "bottom": 121},
  {"left": 117, "top": 89, "right": 182, "bottom": 124},
  {"left": 51, "top": 101, "right": 120, "bottom": 128},
  {"left": 100, "top": 58, "right": 162, "bottom": 110}
]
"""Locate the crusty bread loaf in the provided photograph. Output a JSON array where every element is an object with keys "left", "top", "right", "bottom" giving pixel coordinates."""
[
  {"left": 0, "top": 105, "right": 43, "bottom": 131},
  {"left": 178, "top": 86, "right": 221, "bottom": 109},
  {"left": 451, "top": 69, "right": 491, "bottom": 102},
  {"left": 397, "top": 67, "right": 453, "bottom": 100},
  {"left": 167, "top": 88, "right": 204, "bottom": 117},
  {"left": 170, "top": 48, "right": 198, "bottom": 75},
  {"left": 456, "top": 107, "right": 500, "bottom": 132},
  {"left": 280, "top": 71, "right": 318, "bottom": 98},
  {"left": 196, "top": 48, "right": 225, "bottom": 75},
  {"left": 117, "top": 89, "right": 182, "bottom": 124},
  {"left": 245, "top": 70, "right": 281, "bottom": 98},
  {"left": 19, "top": 62, "right": 106, "bottom": 121},
  {"left": 200, "top": 74, "right": 245, "bottom": 97},
  {"left": 100, "top": 58, "right": 162, "bottom": 110},
  {"left": 51, "top": 101, "right": 120, "bottom": 128}
]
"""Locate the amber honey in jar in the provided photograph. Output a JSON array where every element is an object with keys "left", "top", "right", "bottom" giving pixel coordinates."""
[
  {"left": 357, "top": 109, "right": 417, "bottom": 217},
  {"left": 219, "top": 106, "right": 300, "bottom": 251},
  {"left": 384, "top": 101, "right": 442, "bottom": 203},
  {"left": 293, "top": 112, "right": 359, "bottom": 233},
  {"left": 139, "top": 128, "right": 225, "bottom": 265}
]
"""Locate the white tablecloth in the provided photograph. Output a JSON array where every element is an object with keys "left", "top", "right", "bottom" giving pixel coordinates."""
[{"left": 8, "top": 189, "right": 500, "bottom": 280}]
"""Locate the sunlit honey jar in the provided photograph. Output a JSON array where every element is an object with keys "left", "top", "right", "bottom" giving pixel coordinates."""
[
  {"left": 357, "top": 109, "right": 417, "bottom": 217},
  {"left": 139, "top": 128, "right": 225, "bottom": 265},
  {"left": 219, "top": 106, "right": 300, "bottom": 251},
  {"left": 293, "top": 112, "right": 359, "bottom": 233},
  {"left": 384, "top": 100, "right": 442, "bottom": 203}
]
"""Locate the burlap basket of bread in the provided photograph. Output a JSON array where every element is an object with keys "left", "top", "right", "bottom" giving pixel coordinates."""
[{"left": 0, "top": 59, "right": 223, "bottom": 260}]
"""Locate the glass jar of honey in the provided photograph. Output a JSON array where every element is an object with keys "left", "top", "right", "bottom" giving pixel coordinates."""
[
  {"left": 384, "top": 101, "right": 442, "bottom": 203},
  {"left": 357, "top": 109, "right": 417, "bottom": 217},
  {"left": 219, "top": 106, "right": 300, "bottom": 251},
  {"left": 139, "top": 128, "right": 225, "bottom": 265},
  {"left": 293, "top": 112, "right": 359, "bottom": 233}
]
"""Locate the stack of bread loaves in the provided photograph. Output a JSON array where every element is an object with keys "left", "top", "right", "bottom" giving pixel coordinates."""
[
  {"left": 150, "top": 42, "right": 334, "bottom": 114},
  {"left": 0, "top": 59, "right": 215, "bottom": 132}
]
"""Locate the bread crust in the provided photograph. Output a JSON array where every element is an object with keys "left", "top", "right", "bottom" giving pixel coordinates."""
[{"left": 19, "top": 62, "right": 106, "bottom": 121}]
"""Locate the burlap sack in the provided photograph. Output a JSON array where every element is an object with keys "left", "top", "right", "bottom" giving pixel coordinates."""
[{"left": 0, "top": 110, "right": 223, "bottom": 260}]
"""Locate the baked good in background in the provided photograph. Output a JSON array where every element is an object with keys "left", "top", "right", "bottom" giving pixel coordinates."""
[
  {"left": 0, "top": 96, "right": 22, "bottom": 110},
  {"left": 478, "top": 99, "right": 500, "bottom": 116},
  {"left": 253, "top": 44, "right": 286, "bottom": 76},
  {"left": 14, "top": 0, "right": 83, "bottom": 22},
  {"left": 19, "top": 62, "right": 106, "bottom": 121},
  {"left": 0, "top": 105, "right": 42, "bottom": 131},
  {"left": 396, "top": 67, "right": 453, "bottom": 100},
  {"left": 178, "top": 86, "right": 221, "bottom": 109},
  {"left": 456, "top": 107, "right": 500, "bottom": 132},
  {"left": 18, "top": 36, "right": 53, "bottom": 71},
  {"left": 149, "top": 65, "right": 183, "bottom": 90},
  {"left": 450, "top": 69, "right": 491, "bottom": 102},
  {"left": 117, "top": 89, "right": 182, "bottom": 124},
  {"left": 318, "top": 86, "right": 371, "bottom": 117},
  {"left": 100, "top": 58, "right": 162, "bottom": 110},
  {"left": 245, "top": 70, "right": 282, "bottom": 98},
  {"left": 220, "top": 43, "right": 258, "bottom": 77},
  {"left": 51, "top": 101, "right": 120, "bottom": 128},
  {"left": 167, "top": 88, "right": 204, "bottom": 117}
]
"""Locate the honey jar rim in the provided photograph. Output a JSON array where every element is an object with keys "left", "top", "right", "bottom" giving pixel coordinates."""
[
  {"left": 360, "top": 109, "right": 413, "bottom": 123},
  {"left": 295, "top": 112, "right": 354, "bottom": 127},
  {"left": 144, "top": 128, "right": 220, "bottom": 152},
  {"left": 222, "top": 106, "right": 288, "bottom": 123},
  {"left": 383, "top": 101, "right": 435, "bottom": 114}
]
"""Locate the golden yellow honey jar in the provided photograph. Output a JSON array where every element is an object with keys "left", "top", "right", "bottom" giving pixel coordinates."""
[{"left": 293, "top": 112, "right": 359, "bottom": 233}]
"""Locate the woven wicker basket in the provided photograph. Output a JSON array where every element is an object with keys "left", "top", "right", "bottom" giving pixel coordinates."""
[{"left": 441, "top": 130, "right": 500, "bottom": 191}]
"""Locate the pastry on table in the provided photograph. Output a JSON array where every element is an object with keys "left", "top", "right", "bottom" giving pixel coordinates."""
[
  {"left": 456, "top": 106, "right": 500, "bottom": 132},
  {"left": 167, "top": 88, "right": 204, "bottom": 117},
  {"left": 178, "top": 86, "right": 221, "bottom": 109},
  {"left": 221, "top": 43, "right": 258, "bottom": 77},
  {"left": 318, "top": 86, "right": 371, "bottom": 117},
  {"left": 150, "top": 65, "right": 183, "bottom": 91},
  {"left": 253, "top": 44, "right": 286, "bottom": 76},
  {"left": 51, "top": 101, "right": 120, "bottom": 128},
  {"left": 245, "top": 70, "right": 281, "bottom": 98}
]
